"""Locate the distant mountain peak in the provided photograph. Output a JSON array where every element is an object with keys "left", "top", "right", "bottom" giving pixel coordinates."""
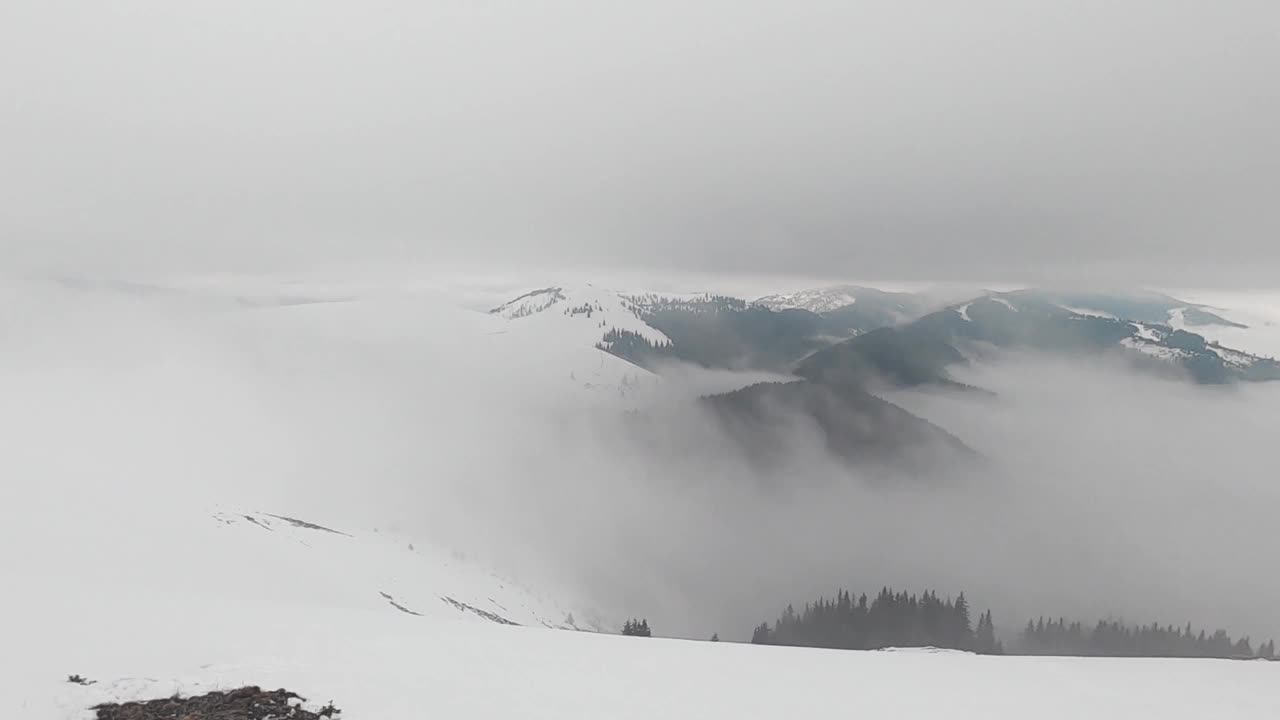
[
  {"left": 755, "top": 285, "right": 872, "bottom": 313},
  {"left": 801, "top": 290, "right": 1279, "bottom": 388},
  {"left": 489, "top": 286, "right": 567, "bottom": 319},
  {"left": 1004, "top": 288, "right": 1247, "bottom": 330}
]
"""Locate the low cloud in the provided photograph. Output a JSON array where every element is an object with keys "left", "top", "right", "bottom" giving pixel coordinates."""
[{"left": 4, "top": 276, "right": 1277, "bottom": 646}]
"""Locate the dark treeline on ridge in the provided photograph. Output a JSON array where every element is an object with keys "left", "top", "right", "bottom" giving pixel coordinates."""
[
  {"left": 749, "top": 587, "right": 1275, "bottom": 660},
  {"left": 750, "top": 588, "right": 1002, "bottom": 654},
  {"left": 621, "top": 618, "right": 652, "bottom": 637},
  {"left": 1019, "top": 617, "right": 1275, "bottom": 660}
]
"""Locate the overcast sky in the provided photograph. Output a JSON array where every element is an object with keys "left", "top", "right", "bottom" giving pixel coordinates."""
[{"left": 3, "top": 1, "right": 1277, "bottom": 285}]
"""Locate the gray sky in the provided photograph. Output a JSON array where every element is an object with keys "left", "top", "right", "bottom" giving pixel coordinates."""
[{"left": 3, "top": 1, "right": 1278, "bottom": 285}]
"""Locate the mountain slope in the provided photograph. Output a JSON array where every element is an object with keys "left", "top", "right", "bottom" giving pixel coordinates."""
[
  {"left": 700, "top": 380, "right": 975, "bottom": 473},
  {"left": 8, "top": 276, "right": 1280, "bottom": 717},
  {"left": 795, "top": 325, "right": 973, "bottom": 388},
  {"left": 798, "top": 293, "right": 1280, "bottom": 387},
  {"left": 606, "top": 296, "right": 848, "bottom": 372},
  {"left": 1024, "top": 289, "right": 1248, "bottom": 329},
  {"left": 755, "top": 285, "right": 930, "bottom": 321},
  {"left": 491, "top": 286, "right": 871, "bottom": 373},
  {"left": 28, "top": 612, "right": 1280, "bottom": 719}
]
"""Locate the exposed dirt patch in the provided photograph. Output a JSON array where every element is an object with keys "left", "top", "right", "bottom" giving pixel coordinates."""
[
  {"left": 441, "top": 596, "right": 519, "bottom": 625},
  {"left": 92, "top": 686, "right": 339, "bottom": 719},
  {"left": 263, "top": 514, "right": 352, "bottom": 537},
  {"left": 379, "top": 590, "right": 423, "bottom": 616},
  {"left": 241, "top": 515, "right": 275, "bottom": 532}
]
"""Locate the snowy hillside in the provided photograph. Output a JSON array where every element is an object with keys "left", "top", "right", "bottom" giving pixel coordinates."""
[
  {"left": 755, "top": 285, "right": 866, "bottom": 313},
  {"left": 490, "top": 284, "right": 671, "bottom": 345},
  {"left": 0, "top": 276, "right": 629, "bottom": 717},
  {"left": 979, "top": 292, "right": 1278, "bottom": 377},
  {"left": 22, "top": 594, "right": 1280, "bottom": 718},
  {"left": 3, "top": 493, "right": 613, "bottom": 717},
  {"left": 1169, "top": 292, "right": 1280, "bottom": 361},
  {"left": 488, "top": 283, "right": 745, "bottom": 347}
]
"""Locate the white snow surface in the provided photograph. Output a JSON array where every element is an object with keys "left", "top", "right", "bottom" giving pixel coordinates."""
[
  {"left": 991, "top": 297, "right": 1019, "bottom": 312},
  {"left": 1211, "top": 344, "right": 1259, "bottom": 369},
  {"left": 1130, "top": 322, "right": 1166, "bottom": 343},
  {"left": 490, "top": 283, "right": 670, "bottom": 346},
  {"left": 755, "top": 285, "right": 862, "bottom": 313},
  {"left": 956, "top": 303, "right": 973, "bottom": 322},
  {"left": 1120, "top": 336, "right": 1190, "bottom": 361},
  {"left": 1063, "top": 306, "right": 1119, "bottom": 320},
  {"left": 25, "top": 619, "right": 1280, "bottom": 719},
  {"left": 1168, "top": 292, "right": 1280, "bottom": 361}
]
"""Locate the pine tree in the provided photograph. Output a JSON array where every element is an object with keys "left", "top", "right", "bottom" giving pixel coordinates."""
[
  {"left": 711, "top": 633, "right": 720, "bottom": 642},
  {"left": 1234, "top": 637, "right": 1253, "bottom": 657},
  {"left": 953, "top": 593, "right": 974, "bottom": 650},
  {"left": 975, "top": 610, "right": 1000, "bottom": 654}
]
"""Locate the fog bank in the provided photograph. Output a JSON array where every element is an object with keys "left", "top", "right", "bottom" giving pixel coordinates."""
[{"left": 3, "top": 277, "right": 1277, "bottom": 645}]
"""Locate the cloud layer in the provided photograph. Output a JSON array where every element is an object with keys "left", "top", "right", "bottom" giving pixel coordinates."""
[
  {"left": 6, "top": 276, "right": 1277, "bottom": 645},
  {"left": 3, "top": 1, "right": 1278, "bottom": 284}
]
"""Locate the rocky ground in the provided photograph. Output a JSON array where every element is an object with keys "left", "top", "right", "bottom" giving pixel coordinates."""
[{"left": 90, "top": 686, "right": 339, "bottom": 720}]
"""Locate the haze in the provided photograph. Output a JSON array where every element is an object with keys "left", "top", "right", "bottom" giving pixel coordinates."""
[
  {"left": 3, "top": 1, "right": 1279, "bottom": 284},
  {"left": 3, "top": 0, "right": 1278, "bottom": 662},
  {"left": 4, "top": 275, "right": 1278, "bottom": 647}
]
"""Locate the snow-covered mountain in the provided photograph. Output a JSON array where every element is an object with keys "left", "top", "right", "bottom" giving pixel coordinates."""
[
  {"left": 490, "top": 284, "right": 912, "bottom": 374},
  {"left": 489, "top": 284, "right": 673, "bottom": 346},
  {"left": 0, "top": 277, "right": 623, "bottom": 717},
  {"left": 1166, "top": 292, "right": 1280, "bottom": 361},
  {"left": 755, "top": 285, "right": 867, "bottom": 313},
  {"left": 1028, "top": 289, "right": 1247, "bottom": 330},
  {"left": 32, "top": 613, "right": 1280, "bottom": 718},
  {"left": 991, "top": 291, "right": 1280, "bottom": 380},
  {"left": 485, "top": 283, "right": 1280, "bottom": 387},
  {"left": 799, "top": 291, "right": 1280, "bottom": 389},
  {"left": 5, "top": 484, "right": 615, "bottom": 716},
  {"left": 7, "top": 274, "right": 1280, "bottom": 717},
  {"left": 754, "top": 284, "right": 930, "bottom": 321}
]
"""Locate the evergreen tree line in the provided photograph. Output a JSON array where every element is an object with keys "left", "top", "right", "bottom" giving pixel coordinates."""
[
  {"left": 598, "top": 328, "right": 676, "bottom": 367},
  {"left": 750, "top": 587, "right": 1003, "bottom": 654},
  {"left": 622, "top": 618, "right": 652, "bottom": 637},
  {"left": 749, "top": 587, "right": 1275, "bottom": 660},
  {"left": 1019, "top": 617, "right": 1276, "bottom": 660}
]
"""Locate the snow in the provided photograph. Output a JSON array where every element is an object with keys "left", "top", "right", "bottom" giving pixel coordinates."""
[
  {"left": 1063, "top": 306, "right": 1119, "bottom": 320},
  {"left": 755, "top": 285, "right": 862, "bottom": 313},
  {"left": 1167, "top": 293, "right": 1280, "bottom": 361},
  {"left": 1211, "top": 345, "right": 1259, "bottom": 369},
  {"left": 1130, "top": 322, "right": 1165, "bottom": 343},
  {"left": 956, "top": 303, "right": 973, "bottom": 322},
  {"left": 489, "top": 286, "right": 567, "bottom": 319},
  {"left": 229, "top": 289, "right": 658, "bottom": 407},
  {"left": 19, "top": 598, "right": 1280, "bottom": 719},
  {"left": 6, "top": 275, "right": 1280, "bottom": 718},
  {"left": 1120, "top": 336, "right": 1189, "bottom": 361},
  {"left": 1, "top": 421, "right": 619, "bottom": 717},
  {"left": 991, "top": 297, "right": 1019, "bottom": 312},
  {"left": 491, "top": 283, "right": 671, "bottom": 347},
  {"left": 0, "top": 276, "right": 621, "bottom": 717}
]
